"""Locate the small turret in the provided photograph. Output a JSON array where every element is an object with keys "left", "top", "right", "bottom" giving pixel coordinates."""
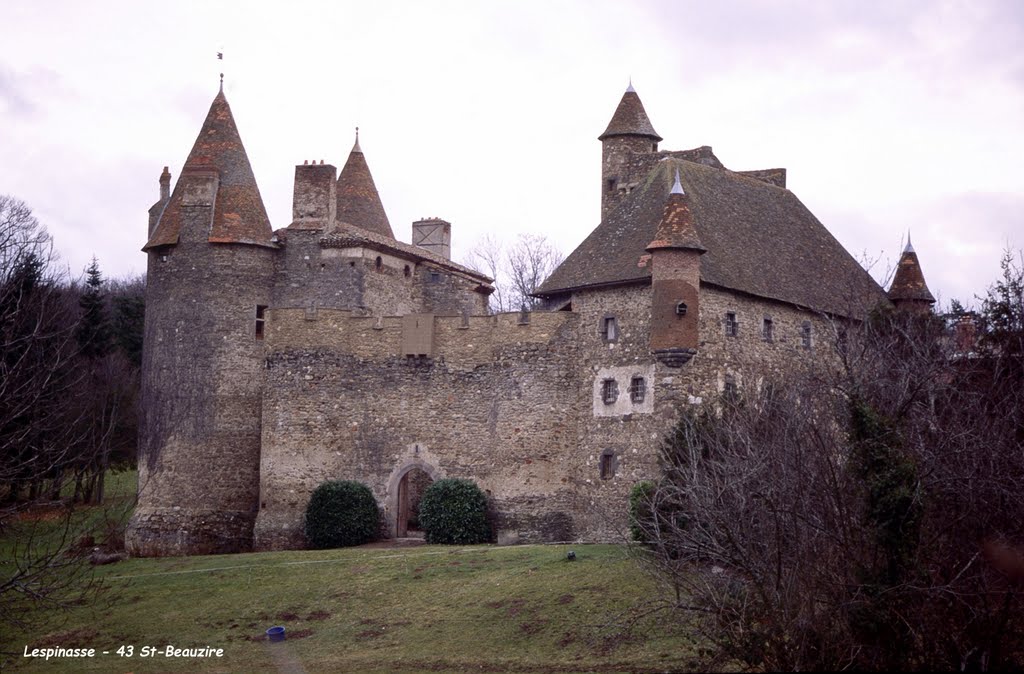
[
  {"left": 147, "top": 167, "right": 172, "bottom": 236},
  {"left": 888, "top": 236, "right": 936, "bottom": 314},
  {"left": 336, "top": 129, "right": 395, "bottom": 238},
  {"left": 600, "top": 82, "right": 663, "bottom": 218},
  {"left": 647, "top": 168, "right": 705, "bottom": 367}
]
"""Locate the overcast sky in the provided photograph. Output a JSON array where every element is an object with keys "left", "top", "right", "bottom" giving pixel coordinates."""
[{"left": 1, "top": 0, "right": 1021, "bottom": 307}]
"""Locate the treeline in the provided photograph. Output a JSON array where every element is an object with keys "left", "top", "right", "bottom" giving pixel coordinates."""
[{"left": 1, "top": 195, "right": 143, "bottom": 520}]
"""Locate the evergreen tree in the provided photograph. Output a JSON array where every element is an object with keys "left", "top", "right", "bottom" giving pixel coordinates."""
[{"left": 75, "top": 257, "right": 112, "bottom": 359}]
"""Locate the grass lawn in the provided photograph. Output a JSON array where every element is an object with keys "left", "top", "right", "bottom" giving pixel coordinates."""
[{"left": 3, "top": 493, "right": 702, "bottom": 673}]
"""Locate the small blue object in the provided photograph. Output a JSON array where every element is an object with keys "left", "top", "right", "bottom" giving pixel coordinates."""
[
  {"left": 567, "top": 550, "right": 576, "bottom": 561},
  {"left": 266, "top": 626, "right": 286, "bottom": 642}
]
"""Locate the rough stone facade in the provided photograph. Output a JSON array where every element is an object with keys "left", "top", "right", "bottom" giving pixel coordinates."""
[{"left": 127, "top": 83, "right": 906, "bottom": 557}]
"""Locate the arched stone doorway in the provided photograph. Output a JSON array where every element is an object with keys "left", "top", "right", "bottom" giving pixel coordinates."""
[{"left": 396, "top": 467, "right": 433, "bottom": 538}]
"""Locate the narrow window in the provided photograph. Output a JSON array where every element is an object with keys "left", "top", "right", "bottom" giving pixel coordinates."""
[
  {"left": 403, "top": 264, "right": 411, "bottom": 278},
  {"left": 375, "top": 256, "right": 383, "bottom": 270},
  {"left": 629, "top": 376, "right": 646, "bottom": 404},
  {"left": 601, "top": 378, "right": 619, "bottom": 404},
  {"left": 600, "top": 450, "right": 616, "bottom": 479},
  {"left": 801, "top": 321, "right": 813, "bottom": 349},
  {"left": 723, "top": 374, "right": 737, "bottom": 402},
  {"left": 675, "top": 301, "right": 687, "bottom": 316},
  {"left": 606, "top": 178, "right": 616, "bottom": 193},
  {"left": 724, "top": 312, "right": 738, "bottom": 337},
  {"left": 255, "top": 305, "right": 268, "bottom": 340},
  {"left": 762, "top": 316, "right": 774, "bottom": 342},
  {"left": 600, "top": 315, "right": 618, "bottom": 342}
]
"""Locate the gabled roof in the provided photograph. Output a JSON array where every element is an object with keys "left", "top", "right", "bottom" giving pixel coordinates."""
[
  {"left": 336, "top": 136, "right": 395, "bottom": 239},
  {"left": 319, "top": 222, "right": 492, "bottom": 285},
  {"left": 145, "top": 89, "right": 274, "bottom": 250},
  {"left": 536, "top": 157, "right": 888, "bottom": 317},
  {"left": 598, "top": 87, "right": 662, "bottom": 142},
  {"left": 888, "top": 239, "right": 936, "bottom": 304}
]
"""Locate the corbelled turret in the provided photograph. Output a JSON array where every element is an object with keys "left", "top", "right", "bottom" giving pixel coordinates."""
[
  {"left": 336, "top": 129, "right": 394, "bottom": 238},
  {"left": 600, "top": 82, "right": 663, "bottom": 218},
  {"left": 888, "top": 236, "right": 936, "bottom": 314},
  {"left": 647, "top": 168, "right": 705, "bottom": 366}
]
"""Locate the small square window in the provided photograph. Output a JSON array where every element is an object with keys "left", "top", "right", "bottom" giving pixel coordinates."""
[
  {"left": 600, "top": 315, "right": 618, "bottom": 343},
  {"left": 629, "top": 376, "right": 646, "bottom": 403},
  {"left": 724, "top": 312, "right": 738, "bottom": 337},
  {"left": 762, "top": 316, "right": 774, "bottom": 342},
  {"left": 601, "top": 378, "right": 619, "bottom": 404},
  {"left": 600, "top": 450, "right": 617, "bottom": 479},
  {"left": 801, "top": 321, "right": 813, "bottom": 349}
]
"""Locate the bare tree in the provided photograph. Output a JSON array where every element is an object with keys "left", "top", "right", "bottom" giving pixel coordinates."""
[
  {"left": 632, "top": 258, "right": 1024, "bottom": 671},
  {"left": 463, "top": 233, "right": 563, "bottom": 313}
]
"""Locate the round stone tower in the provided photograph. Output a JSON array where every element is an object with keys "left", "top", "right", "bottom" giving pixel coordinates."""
[
  {"left": 126, "top": 86, "right": 277, "bottom": 556},
  {"left": 599, "top": 82, "right": 663, "bottom": 218}
]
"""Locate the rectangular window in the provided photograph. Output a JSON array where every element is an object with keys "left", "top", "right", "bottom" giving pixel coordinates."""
[
  {"left": 600, "top": 315, "right": 618, "bottom": 343},
  {"left": 762, "top": 316, "right": 774, "bottom": 342},
  {"left": 255, "top": 305, "right": 268, "bottom": 340},
  {"left": 723, "top": 374, "right": 737, "bottom": 402},
  {"left": 801, "top": 321, "right": 813, "bottom": 349},
  {"left": 600, "top": 450, "right": 616, "bottom": 479},
  {"left": 629, "top": 376, "right": 646, "bottom": 403},
  {"left": 724, "top": 312, "right": 738, "bottom": 337},
  {"left": 601, "top": 378, "right": 619, "bottom": 404}
]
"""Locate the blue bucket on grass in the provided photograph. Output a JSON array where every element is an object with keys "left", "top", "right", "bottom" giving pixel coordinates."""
[{"left": 266, "top": 626, "right": 286, "bottom": 642}]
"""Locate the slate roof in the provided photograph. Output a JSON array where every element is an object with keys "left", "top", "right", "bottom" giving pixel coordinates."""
[
  {"left": 336, "top": 138, "right": 395, "bottom": 239},
  {"left": 145, "top": 89, "right": 274, "bottom": 250},
  {"left": 536, "top": 157, "right": 888, "bottom": 317},
  {"left": 598, "top": 88, "right": 662, "bottom": 141},
  {"left": 320, "top": 222, "right": 492, "bottom": 284},
  {"left": 888, "top": 241, "right": 936, "bottom": 304}
]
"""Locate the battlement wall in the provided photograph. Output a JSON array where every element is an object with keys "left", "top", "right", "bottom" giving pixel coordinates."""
[{"left": 265, "top": 307, "right": 577, "bottom": 367}]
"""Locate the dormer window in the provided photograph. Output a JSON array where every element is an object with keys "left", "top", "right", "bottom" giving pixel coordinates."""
[
  {"left": 600, "top": 316, "right": 618, "bottom": 343},
  {"left": 724, "top": 312, "right": 738, "bottom": 337}
]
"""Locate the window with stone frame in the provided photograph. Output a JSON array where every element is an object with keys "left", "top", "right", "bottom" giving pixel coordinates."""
[
  {"left": 599, "top": 315, "right": 618, "bottom": 343},
  {"left": 599, "top": 449, "right": 617, "bottom": 479},
  {"left": 724, "top": 311, "right": 739, "bottom": 337},
  {"left": 801, "top": 321, "right": 813, "bottom": 349},
  {"left": 255, "top": 305, "right": 268, "bottom": 340},
  {"left": 762, "top": 316, "right": 774, "bottom": 342},
  {"left": 629, "top": 375, "right": 646, "bottom": 404},
  {"left": 601, "top": 378, "right": 619, "bottom": 404}
]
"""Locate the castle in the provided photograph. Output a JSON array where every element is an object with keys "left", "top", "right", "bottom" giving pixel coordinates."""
[{"left": 125, "top": 82, "right": 935, "bottom": 556}]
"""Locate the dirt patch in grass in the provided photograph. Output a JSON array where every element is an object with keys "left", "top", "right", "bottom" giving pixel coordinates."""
[
  {"left": 276, "top": 611, "right": 300, "bottom": 622},
  {"left": 556, "top": 593, "right": 574, "bottom": 605},
  {"left": 519, "top": 618, "right": 550, "bottom": 635},
  {"left": 34, "top": 627, "right": 98, "bottom": 648},
  {"left": 506, "top": 598, "right": 527, "bottom": 616},
  {"left": 306, "top": 610, "right": 331, "bottom": 620}
]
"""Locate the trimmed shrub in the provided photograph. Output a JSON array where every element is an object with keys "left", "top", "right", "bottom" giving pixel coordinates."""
[
  {"left": 304, "top": 480, "right": 379, "bottom": 549},
  {"left": 418, "top": 478, "right": 492, "bottom": 544}
]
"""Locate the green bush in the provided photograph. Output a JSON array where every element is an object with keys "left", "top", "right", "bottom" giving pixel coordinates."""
[
  {"left": 418, "top": 478, "right": 492, "bottom": 544},
  {"left": 629, "top": 480, "right": 656, "bottom": 543},
  {"left": 304, "top": 480, "right": 379, "bottom": 549}
]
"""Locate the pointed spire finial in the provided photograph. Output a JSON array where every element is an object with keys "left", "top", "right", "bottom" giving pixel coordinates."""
[
  {"left": 352, "top": 126, "right": 362, "bottom": 153},
  {"left": 671, "top": 169, "right": 684, "bottom": 195},
  {"left": 904, "top": 232, "right": 915, "bottom": 254},
  {"left": 219, "top": 72, "right": 224, "bottom": 92},
  {"left": 626, "top": 76, "right": 635, "bottom": 93}
]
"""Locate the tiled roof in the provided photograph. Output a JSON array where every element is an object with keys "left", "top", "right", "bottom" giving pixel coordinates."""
[
  {"left": 336, "top": 140, "right": 395, "bottom": 239},
  {"left": 598, "top": 88, "right": 662, "bottom": 141},
  {"left": 536, "top": 157, "right": 888, "bottom": 317},
  {"left": 646, "top": 171, "right": 705, "bottom": 253},
  {"left": 319, "top": 222, "right": 492, "bottom": 284},
  {"left": 888, "top": 244, "right": 936, "bottom": 303},
  {"left": 144, "top": 90, "right": 274, "bottom": 250}
]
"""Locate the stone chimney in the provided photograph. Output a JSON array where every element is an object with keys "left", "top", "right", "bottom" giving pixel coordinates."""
[
  {"left": 291, "top": 161, "right": 337, "bottom": 228},
  {"left": 159, "top": 166, "right": 171, "bottom": 201},
  {"left": 412, "top": 218, "right": 451, "bottom": 259}
]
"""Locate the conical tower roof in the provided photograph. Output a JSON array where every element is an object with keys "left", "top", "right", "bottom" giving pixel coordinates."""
[
  {"left": 335, "top": 131, "right": 394, "bottom": 239},
  {"left": 598, "top": 84, "right": 662, "bottom": 142},
  {"left": 888, "top": 237, "right": 936, "bottom": 304},
  {"left": 646, "top": 171, "right": 705, "bottom": 253},
  {"left": 145, "top": 88, "right": 273, "bottom": 249}
]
